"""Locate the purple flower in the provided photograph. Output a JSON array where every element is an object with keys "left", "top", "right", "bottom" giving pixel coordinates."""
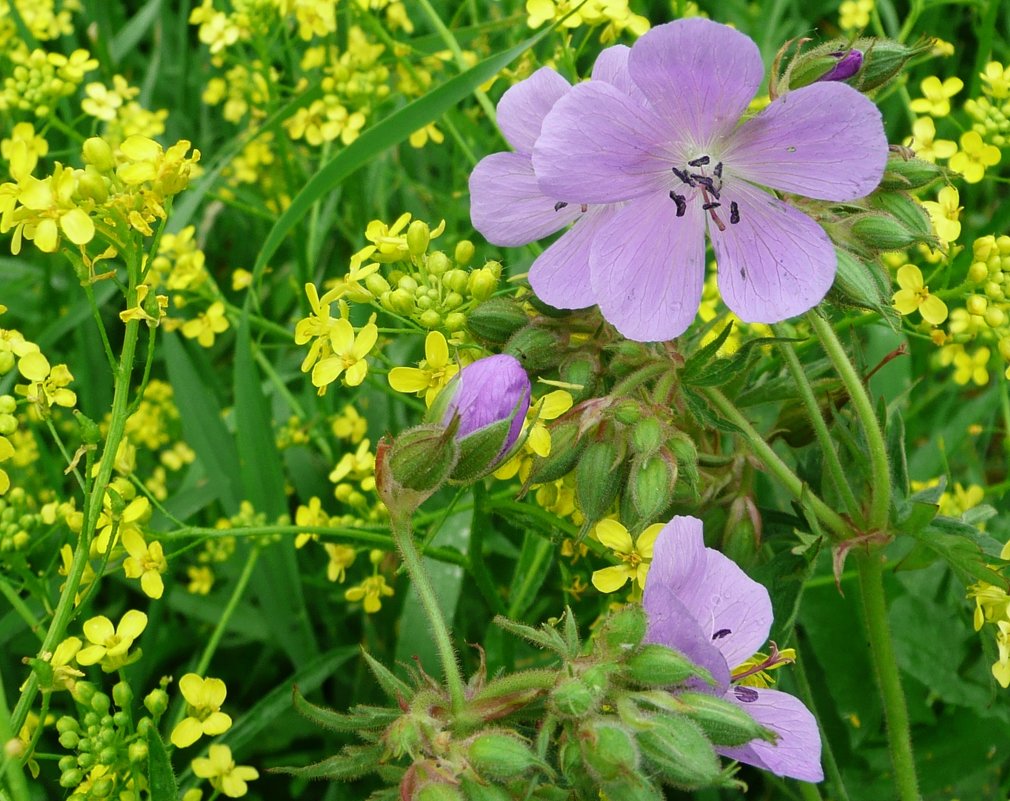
[
  {"left": 481, "top": 18, "right": 887, "bottom": 342},
  {"left": 643, "top": 515, "right": 823, "bottom": 783},
  {"left": 437, "top": 354, "right": 531, "bottom": 458},
  {"left": 821, "top": 50, "right": 864, "bottom": 82}
]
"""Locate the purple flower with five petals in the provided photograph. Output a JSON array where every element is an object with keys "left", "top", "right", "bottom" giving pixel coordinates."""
[
  {"left": 643, "top": 515, "right": 824, "bottom": 783},
  {"left": 471, "top": 18, "right": 888, "bottom": 342}
]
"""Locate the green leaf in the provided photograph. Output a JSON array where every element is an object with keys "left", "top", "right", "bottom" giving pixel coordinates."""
[
  {"left": 163, "top": 333, "right": 242, "bottom": 513},
  {"left": 249, "top": 27, "right": 551, "bottom": 286},
  {"left": 292, "top": 685, "right": 397, "bottom": 732},
  {"left": 146, "top": 726, "right": 177, "bottom": 801},
  {"left": 681, "top": 323, "right": 733, "bottom": 382},
  {"left": 270, "top": 746, "right": 383, "bottom": 781},
  {"left": 110, "top": 0, "right": 162, "bottom": 63},
  {"left": 361, "top": 649, "right": 412, "bottom": 700},
  {"left": 908, "top": 522, "right": 1006, "bottom": 586},
  {"left": 507, "top": 533, "right": 555, "bottom": 619}
]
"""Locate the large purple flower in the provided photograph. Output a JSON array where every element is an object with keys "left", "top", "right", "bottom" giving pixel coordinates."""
[
  {"left": 525, "top": 18, "right": 888, "bottom": 341},
  {"left": 643, "top": 515, "right": 823, "bottom": 783},
  {"left": 468, "top": 52, "right": 634, "bottom": 308}
]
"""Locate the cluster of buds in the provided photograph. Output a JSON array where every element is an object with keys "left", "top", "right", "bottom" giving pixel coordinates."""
[
  {"left": 0, "top": 487, "right": 40, "bottom": 553},
  {"left": 283, "top": 605, "right": 764, "bottom": 799},
  {"left": 965, "top": 62, "right": 1010, "bottom": 147},
  {"left": 359, "top": 215, "right": 500, "bottom": 333}
]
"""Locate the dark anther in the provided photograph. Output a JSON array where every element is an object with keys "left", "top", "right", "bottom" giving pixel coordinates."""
[
  {"left": 714, "top": 161, "right": 723, "bottom": 178},
  {"left": 730, "top": 201, "right": 740, "bottom": 225},
  {"left": 712, "top": 628, "right": 732, "bottom": 640},
  {"left": 554, "top": 201, "right": 568, "bottom": 212},
  {"left": 669, "top": 191, "right": 687, "bottom": 217},
  {"left": 671, "top": 166, "right": 695, "bottom": 186},
  {"left": 702, "top": 202, "right": 721, "bottom": 211},
  {"left": 692, "top": 175, "right": 720, "bottom": 199},
  {"left": 580, "top": 203, "right": 588, "bottom": 213},
  {"left": 733, "top": 686, "right": 760, "bottom": 703},
  {"left": 688, "top": 155, "right": 710, "bottom": 167}
]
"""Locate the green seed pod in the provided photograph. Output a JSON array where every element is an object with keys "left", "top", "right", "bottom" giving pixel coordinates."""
[
  {"left": 386, "top": 424, "right": 460, "bottom": 494},
  {"left": 580, "top": 721, "right": 639, "bottom": 782},
  {"left": 636, "top": 714, "right": 721, "bottom": 789},
  {"left": 559, "top": 353, "right": 599, "bottom": 403},
  {"left": 598, "top": 604, "right": 648, "bottom": 653},
  {"left": 612, "top": 400, "right": 642, "bottom": 425},
  {"left": 576, "top": 439, "right": 625, "bottom": 525},
  {"left": 468, "top": 732, "right": 537, "bottom": 779},
  {"left": 849, "top": 212, "right": 925, "bottom": 251},
  {"left": 504, "top": 325, "right": 565, "bottom": 373},
  {"left": 628, "top": 453, "right": 676, "bottom": 524},
  {"left": 528, "top": 420, "right": 584, "bottom": 484},
  {"left": 459, "top": 775, "right": 512, "bottom": 801},
  {"left": 600, "top": 775, "right": 665, "bottom": 801},
  {"left": 679, "top": 691, "right": 773, "bottom": 747},
  {"left": 870, "top": 191, "right": 933, "bottom": 240},
  {"left": 879, "top": 153, "right": 945, "bottom": 190},
  {"left": 630, "top": 418, "right": 663, "bottom": 455},
  {"left": 854, "top": 37, "right": 932, "bottom": 92},
  {"left": 466, "top": 297, "right": 530, "bottom": 344},
  {"left": 623, "top": 644, "right": 706, "bottom": 687},
  {"left": 551, "top": 677, "right": 597, "bottom": 717}
]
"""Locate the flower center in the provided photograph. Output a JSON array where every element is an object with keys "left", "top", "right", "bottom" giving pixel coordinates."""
[{"left": 669, "top": 154, "right": 740, "bottom": 231}]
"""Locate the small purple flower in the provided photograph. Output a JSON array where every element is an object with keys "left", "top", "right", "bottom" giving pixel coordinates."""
[
  {"left": 515, "top": 18, "right": 887, "bottom": 341},
  {"left": 643, "top": 515, "right": 824, "bottom": 783},
  {"left": 438, "top": 354, "right": 531, "bottom": 458},
  {"left": 821, "top": 50, "right": 864, "bottom": 82}
]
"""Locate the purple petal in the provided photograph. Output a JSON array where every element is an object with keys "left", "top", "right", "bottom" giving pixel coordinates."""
[
  {"left": 645, "top": 585, "right": 732, "bottom": 690},
  {"left": 712, "top": 181, "right": 836, "bottom": 324},
  {"left": 628, "top": 19, "right": 763, "bottom": 146},
  {"left": 589, "top": 193, "right": 705, "bottom": 341},
  {"left": 719, "top": 687, "right": 824, "bottom": 783},
  {"left": 724, "top": 82, "right": 887, "bottom": 201},
  {"left": 441, "top": 355, "right": 531, "bottom": 448},
  {"left": 469, "top": 152, "right": 579, "bottom": 247},
  {"left": 533, "top": 80, "right": 671, "bottom": 205},
  {"left": 821, "top": 50, "right": 863, "bottom": 82},
  {"left": 529, "top": 205, "right": 617, "bottom": 309},
  {"left": 497, "top": 67, "right": 571, "bottom": 154},
  {"left": 645, "top": 516, "right": 772, "bottom": 670},
  {"left": 591, "top": 45, "right": 649, "bottom": 105}
]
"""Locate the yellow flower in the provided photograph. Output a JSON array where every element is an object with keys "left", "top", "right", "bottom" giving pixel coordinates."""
[
  {"left": 324, "top": 543, "right": 356, "bottom": 582},
  {"left": 15, "top": 350, "right": 76, "bottom": 410},
  {"left": 904, "top": 118, "right": 957, "bottom": 163},
  {"left": 388, "top": 331, "right": 459, "bottom": 407},
  {"left": 409, "top": 123, "right": 444, "bottom": 148},
  {"left": 345, "top": 575, "right": 394, "bottom": 612},
  {"left": 892, "top": 265, "right": 947, "bottom": 325},
  {"left": 76, "top": 610, "right": 147, "bottom": 672},
  {"left": 919, "top": 186, "right": 961, "bottom": 244},
  {"left": 494, "top": 390, "right": 573, "bottom": 482},
  {"left": 181, "top": 301, "right": 229, "bottom": 347},
  {"left": 331, "top": 404, "right": 367, "bottom": 443},
  {"left": 909, "top": 76, "right": 964, "bottom": 117},
  {"left": 171, "top": 674, "right": 233, "bottom": 748},
  {"left": 120, "top": 284, "right": 168, "bottom": 326},
  {"left": 187, "top": 565, "right": 214, "bottom": 595},
  {"left": 980, "top": 61, "right": 1010, "bottom": 99},
  {"left": 591, "top": 520, "right": 663, "bottom": 593},
  {"left": 0, "top": 434, "right": 13, "bottom": 495},
  {"left": 838, "top": 0, "right": 873, "bottom": 31},
  {"left": 940, "top": 482, "right": 985, "bottom": 517},
  {"left": 311, "top": 318, "right": 378, "bottom": 392},
  {"left": 952, "top": 347, "right": 990, "bottom": 386},
  {"left": 949, "top": 131, "right": 1001, "bottom": 184},
  {"left": 191, "top": 744, "right": 258, "bottom": 798},
  {"left": 364, "top": 212, "right": 413, "bottom": 262},
  {"left": 122, "top": 528, "right": 168, "bottom": 599}
]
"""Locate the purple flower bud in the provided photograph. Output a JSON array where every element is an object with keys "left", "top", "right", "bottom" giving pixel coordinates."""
[
  {"left": 435, "top": 355, "right": 531, "bottom": 475},
  {"left": 820, "top": 49, "right": 864, "bottom": 82}
]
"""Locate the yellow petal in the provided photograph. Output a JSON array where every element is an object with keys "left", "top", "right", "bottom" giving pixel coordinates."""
[
  {"left": 424, "top": 330, "right": 449, "bottom": 367},
  {"left": 635, "top": 523, "right": 665, "bottom": 559},
  {"left": 60, "top": 208, "right": 95, "bottom": 245},
  {"left": 528, "top": 424, "right": 551, "bottom": 458},
  {"left": 538, "top": 390, "right": 574, "bottom": 420},
  {"left": 328, "top": 318, "right": 354, "bottom": 353},
  {"left": 352, "top": 323, "right": 378, "bottom": 358},
  {"left": 896, "top": 264, "right": 923, "bottom": 291},
  {"left": 202, "top": 711, "right": 232, "bottom": 736},
  {"left": 141, "top": 570, "right": 164, "bottom": 599},
  {"left": 388, "top": 367, "right": 429, "bottom": 393},
  {"left": 117, "top": 609, "right": 148, "bottom": 640},
  {"left": 312, "top": 357, "right": 343, "bottom": 387},
  {"left": 892, "top": 289, "right": 919, "bottom": 315},
  {"left": 591, "top": 565, "right": 632, "bottom": 593},
  {"left": 344, "top": 360, "right": 368, "bottom": 387},
  {"left": 595, "top": 519, "right": 633, "bottom": 554},
  {"left": 83, "top": 615, "right": 114, "bottom": 645},
  {"left": 170, "top": 717, "right": 204, "bottom": 748},
  {"left": 179, "top": 673, "right": 204, "bottom": 705},
  {"left": 75, "top": 644, "right": 107, "bottom": 666},
  {"left": 920, "top": 294, "right": 948, "bottom": 325}
]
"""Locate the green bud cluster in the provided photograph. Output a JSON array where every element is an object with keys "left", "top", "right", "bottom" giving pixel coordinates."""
[
  {"left": 57, "top": 679, "right": 156, "bottom": 800},
  {"left": 0, "top": 488, "right": 41, "bottom": 555},
  {"left": 965, "top": 95, "right": 1010, "bottom": 148},
  {"left": 370, "top": 220, "right": 501, "bottom": 333}
]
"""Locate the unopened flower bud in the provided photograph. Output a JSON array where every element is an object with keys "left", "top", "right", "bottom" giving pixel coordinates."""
[
  {"left": 528, "top": 420, "right": 584, "bottom": 484},
  {"left": 468, "top": 267, "right": 498, "bottom": 301},
  {"left": 83, "top": 137, "right": 115, "bottom": 171},
  {"left": 442, "top": 268, "right": 468, "bottom": 293},
  {"left": 576, "top": 439, "right": 625, "bottom": 525},
  {"left": 855, "top": 37, "right": 932, "bottom": 92},
  {"left": 426, "top": 250, "right": 451, "bottom": 275},
  {"left": 429, "top": 355, "right": 531, "bottom": 482},
  {"left": 580, "top": 722, "right": 639, "bottom": 782},
  {"left": 112, "top": 680, "right": 133, "bottom": 707},
  {"left": 968, "top": 262, "right": 988, "bottom": 283},
  {"left": 628, "top": 453, "right": 676, "bottom": 524},
  {"left": 635, "top": 714, "right": 720, "bottom": 789},
  {"left": 467, "top": 733, "right": 538, "bottom": 779},
  {"left": 678, "top": 691, "right": 774, "bottom": 747},
  {"left": 879, "top": 153, "right": 945, "bottom": 191},
  {"left": 407, "top": 220, "right": 430, "bottom": 257},
  {"left": 466, "top": 297, "right": 529, "bottom": 344},
  {"left": 143, "top": 688, "right": 168, "bottom": 717},
  {"left": 598, "top": 604, "right": 648, "bottom": 652},
  {"left": 365, "top": 273, "right": 390, "bottom": 296},
  {"left": 388, "top": 288, "right": 415, "bottom": 315},
  {"left": 444, "top": 312, "right": 466, "bottom": 331},
  {"left": 454, "top": 240, "right": 475, "bottom": 266},
  {"left": 419, "top": 310, "right": 442, "bottom": 329},
  {"left": 128, "top": 741, "right": 149, "bottom": 763},
  {"left": 820, "top": 49, "right": 863, "bottom": 81},
  {"left": 624, "top": 644, "right": 707, "bottom": 687},
  {"left": 966, "top": 295, "right": 987, "bottom": 316},
  {"left": 551, "top": 678, "right": 598, "bottom": 717},
  {"left": 504, "top": 326, "right": 565, "bottom": 372}
]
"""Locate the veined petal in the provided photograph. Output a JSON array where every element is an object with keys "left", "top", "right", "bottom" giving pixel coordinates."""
[
  {"left": 590, "top": 193, "right": 706, "bottom": 342},
  {"left": 596, "top": 519, "right": 634, "bottom": 553},
  {"left": 533, "top": 81, "right": 671, "bottom": 205},
  {"left": 725, "top": 82, "right": 887, "bottom": 202},
  {"left": 644, "top": 583, "right": 731, "bottom": 690},
  {"left": 712, "top": 181, "right": 835, "bottom": 325},
  {"left": 896, "top": 264, "right": 923, "bottom": 291},
  {"left": 891, "top": 289, "right": 920, "bottom": 315},
  {"left": 497, "top": 67, "right": 571, "bottom": 154},
  {"left": 528, "top": 205, "right": 615, "bottom": 310},
  {"left": 591, "top": 564, "right": 632, "bottom": 593},
  {"left": 628, "top": 19, "right": 763, "bottom": 146},
  {"left": 469, "top": 152, "right": 578, "bottom": 247},
  {"left": 591, "top": 44, "right": 647, "bottom": 105},
  {"left": 720, "top": 687, "right": 824, "bottom": 783}
]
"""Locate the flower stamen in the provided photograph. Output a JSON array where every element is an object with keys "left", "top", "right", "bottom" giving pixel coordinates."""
[
  {"left": 730, "top": 201, "right": 740, "bottom": 225},
  {"left": 554, "top": 201, "right": 568, "bottom": 211},
  {"left": 669, "top": 190, "right": 687, "bottom": 217}
]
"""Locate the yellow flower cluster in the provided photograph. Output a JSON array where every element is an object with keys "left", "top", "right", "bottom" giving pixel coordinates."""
[
  {"left": 0, "top": 48, "right": 96, "bottom": 117},
  {"left": 838, "top": 0, "right": 873, "bottom": 31},
  {"left": 967, "top": 539, "right": 1010, "bottom": 688},
  {"left": 526, "top": 0, "right": 650, "bottom": 42},
  {"left": 966, "top": 61, "right": 1010, "bottom": 148},
  {"left": 0, "top": 0, "right": 79, "bottom": 52}
]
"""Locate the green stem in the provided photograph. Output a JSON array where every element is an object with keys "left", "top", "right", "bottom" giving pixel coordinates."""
[
  {"left": 856, "top": 551, "right": 920, "bottom": 801},
  {"left": 775, "top": 334, "right": 863, "bottom": 525},
  {"left": 0, "top": 664, "right": 30, "bottom": 801},
  {"left": 391, "top": 519, "right": 467, "bottom": 715},
  {"left": 702, "top": 387, "right": 852, "bottom": 540},
  {"left": 807, "top": 312, "right": 891, "bottom": 531}
]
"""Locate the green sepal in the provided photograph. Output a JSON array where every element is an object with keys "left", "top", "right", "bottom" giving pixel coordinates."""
[{"left": 636, "top": 713, "right": 721, "bottom": 790}]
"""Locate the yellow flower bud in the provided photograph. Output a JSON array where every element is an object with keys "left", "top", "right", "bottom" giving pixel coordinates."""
[{"left": 966, "top": 295, "right": 988, "bottom": 316}]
